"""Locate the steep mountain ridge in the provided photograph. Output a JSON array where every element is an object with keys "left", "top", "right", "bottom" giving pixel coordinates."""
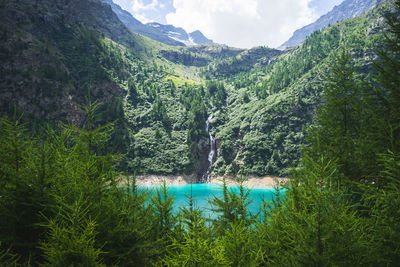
[
  {"left": 100, "top": 0, "right": 185, "bottom": 46},
  {"left": 0, "top": 0, "right": 143, "bottom": 124},
  {"left": 207, "top": 0, "right": 392, "bottom": 176},
  {"left": 157, "top": 44, "right": 245, "bottom": 67},
  {"left": 204, "top": 46, "right": 284, "bottom": 79},
  {"left": 0, "top": 0, "right": 395, "bottom": 178},
  {"left": 0, "top": 0, "right": 211, "bottom": 175},
  {"left": 189, "top": 30, "right": 213, "bottom": 45},
  {"left": 279, "top": 0, "right": 388, "bottom": 49},
  {"left": 100, "top": 0, "right": 213, "bottom": 47},
  {"left": 147, "top": 22, "right": 213, "bottom": 46}
]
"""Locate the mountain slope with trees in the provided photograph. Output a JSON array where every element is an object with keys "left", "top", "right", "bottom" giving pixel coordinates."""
[
  {"left": 207, "top": 0, "right": 393, "bottom": 176},
  {"left": 100, "top": 0, "right": 213, "bottom": 47},
  {"left": 0, "top": 0, "right": 211, "bottom": 176},
  {"left": 0, "top": 0, "right": 399, "bottom": 265},
  {"left": 0, "top": 0, "right": 397, "bottom": 180},
  {"left": 279, "top": 0, "right": 388, "bottom": 49},
  {"left": 1, "top": 0, "right": 400, "bottom": 265}
]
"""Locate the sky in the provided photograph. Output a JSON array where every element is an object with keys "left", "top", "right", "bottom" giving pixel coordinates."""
[{"left": 113, "top": 0, "right": 345, "bottom": 48}]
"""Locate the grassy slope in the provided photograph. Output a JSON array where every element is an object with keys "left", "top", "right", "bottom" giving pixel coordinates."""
[
  {"left": 0, "top": 0, "right": 393, "bottom": 178},
  {"left": 207, "top": 1, "right": 390, "bottom": 176},
  {"left": 0, "top": 0, "right": 203, "bottom": 174}
]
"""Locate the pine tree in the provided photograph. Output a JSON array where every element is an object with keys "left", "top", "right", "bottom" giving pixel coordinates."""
[
  {"left": 150, "top": 181, "right": 176, "bottom": 261},
  {"left": 360, "top": 3, "right": 400, "bottom": 262},
  {"left": 161, "top": 190, "right": 229, "bottom": 266},
  {"left": 257, "top": 154, "right": 371, "bottom": 266},
  {"left": 370, "top": 0, "right": 400, "bottom": 154},
  {"left": 307, "top": 49, "right": 362, "bottom": 183},
  {"left": 220, "top": 220, "right": 263, "bottom": 267},
  {"left": 209, "top": 177, "right": 236, "bottom": 234},
  {"left": 39, "top": 197, "right": 103, "bottom": 267},
  {"left": 209, "top": 174, "right": 253, "bottom": 234},
  {"left": 360, "top": 151, "right": 400, "bottom": 265},
  {"left": 0, "top": 244, "right": 19, "bottom": 266},
  {"left": 0, "top": 117, "right": 49, "bottom": 262}
]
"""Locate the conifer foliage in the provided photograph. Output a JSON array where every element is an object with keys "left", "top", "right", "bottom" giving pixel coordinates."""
[{"left": 0, "top": 0, "right": 400, "bottom": 266}]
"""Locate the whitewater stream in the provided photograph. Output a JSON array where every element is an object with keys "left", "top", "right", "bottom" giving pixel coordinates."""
[{"left": 201, "top": 114, "right": 216, "bottom": 183}]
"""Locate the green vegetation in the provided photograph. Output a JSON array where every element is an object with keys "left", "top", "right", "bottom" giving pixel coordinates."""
[
  {"left": 1, "top": 0, "right": 400, "bottom": 264},
  {"left": 208, "top": 1, "right": 391, "bottom": 176},
  {"left": 2, "top": 0, "right": 395, "bottom": 179},
  {"left": 0, "top": 0, "right": 213, "bottom": 176}
]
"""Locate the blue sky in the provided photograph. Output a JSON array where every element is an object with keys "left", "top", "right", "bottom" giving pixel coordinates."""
[{"left": 114, "top": 0, "right": 344, "bottom": 48}]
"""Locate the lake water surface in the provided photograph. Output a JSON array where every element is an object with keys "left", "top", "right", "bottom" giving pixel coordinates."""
[{"left": 140, "top": 183, "right": 282, "bottom": 218}]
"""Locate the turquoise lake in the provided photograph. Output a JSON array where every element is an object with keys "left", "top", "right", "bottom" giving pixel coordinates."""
[{"left": 139, "top": 183, "right": 282, "bottom": 218}]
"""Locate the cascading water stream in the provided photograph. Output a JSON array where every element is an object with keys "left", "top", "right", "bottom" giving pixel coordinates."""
[{"left": 201, "top": 114, "right": 216, "bottom": 183}]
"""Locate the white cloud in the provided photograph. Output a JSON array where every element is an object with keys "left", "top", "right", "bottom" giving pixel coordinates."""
[
  {"left": 132, "top": 0, "right": 159, "bottom": 12},
  {"left": 166, "top": 0, "right": 317, "bottom": 48},
  {"left": 128, "top": 0, "right": 159, "bottom": 23},
  {"left": 133, "top": 12, "right": 153, "bottom": 23}
]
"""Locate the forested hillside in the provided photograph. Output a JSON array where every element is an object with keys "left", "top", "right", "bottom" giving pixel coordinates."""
[
  {"left": 206, "top": 1, "right": 392, "bottom": 176},
  {"left": 1, "top": 0, "right": 400, "bottom": 265},
  {"left": 0, "top": 0, "right": 397, "bottom": 179},
  {"left": 0, "top": 0, "right": 221, "bottom": 176},
  {"left": 279, "top": 0, "right": 388, "bottom": 49}
]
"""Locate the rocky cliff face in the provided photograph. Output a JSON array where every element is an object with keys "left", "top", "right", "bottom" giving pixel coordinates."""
[
  {"left": 192, "top": 136, "right": 212, "bottom": 180},
  {"left": 189, "top": 30, "right": 213, "bottom": 45},
  {"left": 100, "top": 0, "right": 186, "bottom": 46},
  {"left": 147, "top": 22, "right": 190, "bottom": 45},
  {"left": 0, "top": 0, "right": 136, "bottom": 124},
  {"left": 186, "top": 45, "right": 245, "bottom": 60},
  {"left": 158, "top": 50, "right": 211, "bottom": 67},
  {"left": 206, "top": 46, "right": 283, "bottom": 78},
  {"left": 146, "top": 22, "right": 213, "bottom": 46},
  {"left": 100, "top": 0, "right": 213, "bottom": 47},
  {"left": 158, "top": 44, "right": 246, "bottom": 67},
  {"left": 279, "top": 0, "right": 388, "bottom": 49}
]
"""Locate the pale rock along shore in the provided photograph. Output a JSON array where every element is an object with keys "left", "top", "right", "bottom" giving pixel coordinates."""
[{"left": 127, "top": 174, "right": 289, "bottom": 186}]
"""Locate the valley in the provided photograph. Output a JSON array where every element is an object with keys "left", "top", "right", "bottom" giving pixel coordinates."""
[
  {"left": 0, "top": 0, "right": 392, "bottom": 181},
  {"left": 1, "top": 0, "right": 399, "bottom": 265}
]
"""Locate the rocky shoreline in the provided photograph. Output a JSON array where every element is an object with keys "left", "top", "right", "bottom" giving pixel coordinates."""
[{"left": 122, "top": 174, "right": 288, "bottom": 186}]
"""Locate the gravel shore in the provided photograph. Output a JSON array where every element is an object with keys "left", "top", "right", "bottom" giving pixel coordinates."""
[{"left": 126, "top": 175, "right": 288, "bottom": 186}]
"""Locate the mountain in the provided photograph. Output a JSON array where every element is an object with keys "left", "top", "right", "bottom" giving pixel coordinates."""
[
  {"left": 279, "top": 0, "right": 388, "bottom": 49},
  {"left": 189, "top": 30, "right": 214, "bottom": 45},
  {"left": 204, "top": 46, "right": 283, "bottom": 78},
  {"left": 100, "top": 0, "right": 213, "bottom": 46},
  {"left": 147, "top": 22, "right": 213, "bottom": 46},
  {"left": 1, "top": 0, "right": 399, "bottom": 264},
  {"left": 205, "top": 0, "right": 392, "bottom": 176},
  {"left": 146, "top": 22, "right": 191, "bottom": 45},
  {"left": 157, "top": 44, "right": 245, "bottom": 67},
  {"left": 0, "top": 0, "right": 146, "bottom": 124},
  {"left": 0, "top": 0, "right": 394, "bottom": 178},
  {"left": 0, "top": 0, "right": 217, "bottom": 176},
  {"left": 100, "top": 0, "right": 185, "bottom": 46}
]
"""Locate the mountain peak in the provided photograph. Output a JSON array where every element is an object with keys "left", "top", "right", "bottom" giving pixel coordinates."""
[
  {"left": 189, "top": 30, "right": 213, "bottom": 45},
  {"left": 100, "top": 0, "right": 213, "bottom": 47},
  {"left": 279, "top": 0, "right": 388, "bottom": 49}
]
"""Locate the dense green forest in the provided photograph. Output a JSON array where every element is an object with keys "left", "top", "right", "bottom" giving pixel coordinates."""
[
  {"left": 208, "top": 1, "right": 392, "bottom": 176},
  {"left": 0, "top": 0, "right": 395, "bottom": 178},
  {"left": 1, "top": 0, "right": 400, "bottom": 265}
]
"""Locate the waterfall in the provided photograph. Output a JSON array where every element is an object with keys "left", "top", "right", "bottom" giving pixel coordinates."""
[{"left": 202, "top": 114, "right": 216, "bottom": 183}]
